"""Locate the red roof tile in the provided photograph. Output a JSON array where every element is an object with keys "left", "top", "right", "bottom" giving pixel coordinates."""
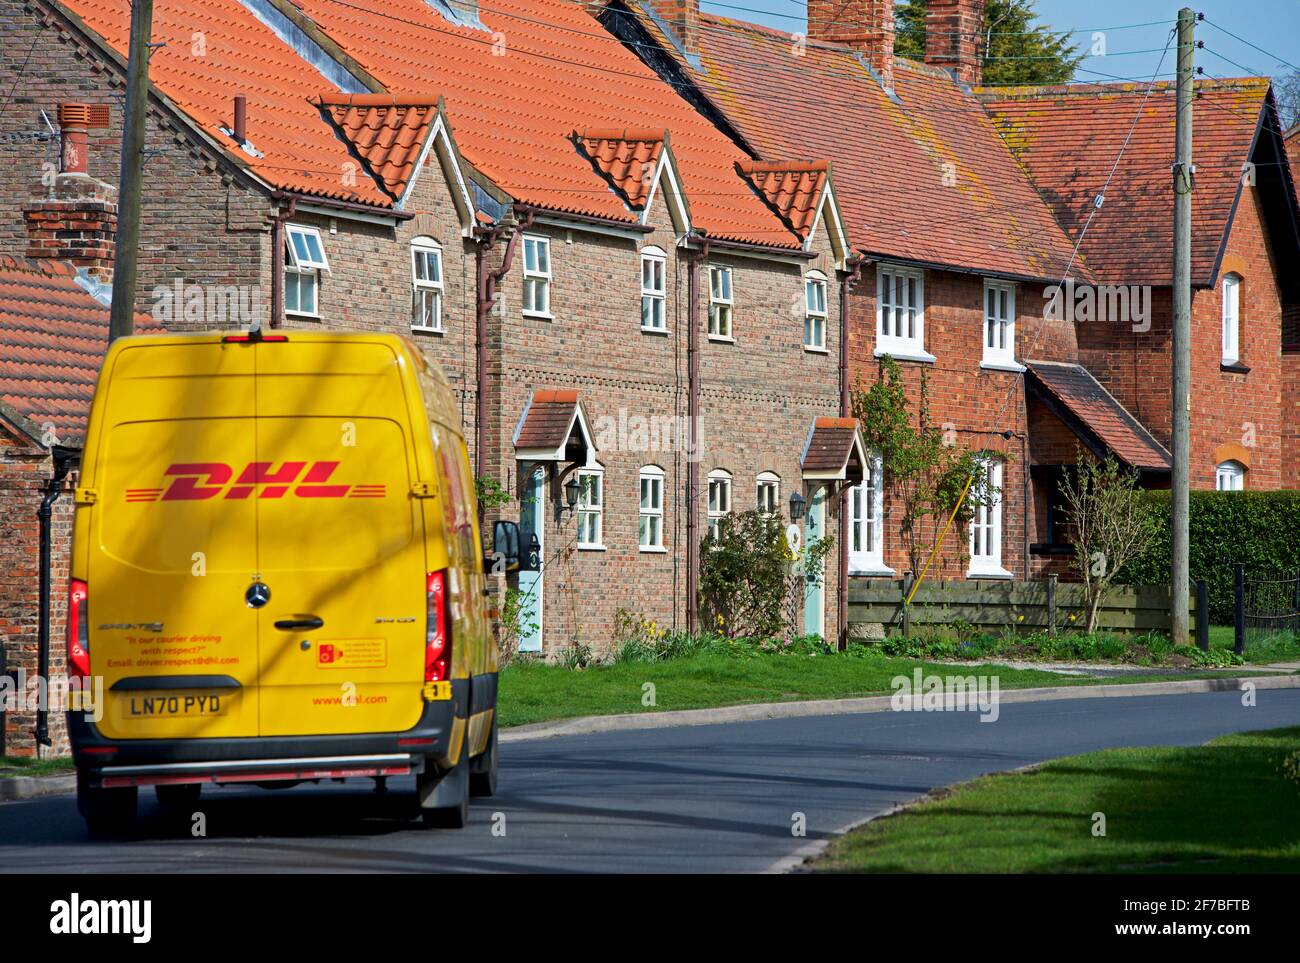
[
  {"left": 313, "top": 95, "right": 443, "bottom": 201},
  {"left": 0, "top": 256, "right": 157, "bottom": 447},
  {"left": 1025, "top": 360, "right": 1171, "bottom": 471},
  {"left": 736, "top": 160, "right": 829, "bottom": 240},
  {"left": 574, "top": 128, "right": 667, "bottom": 211},
  {"left": 612, "top": 10, "right": 1083, "bottom": 280},
  {"left": 979, "top": 79, "right": 1272, "bottom": 286},
  {"left": 56, "top": 0, "right": 393, "bottom": 208}
]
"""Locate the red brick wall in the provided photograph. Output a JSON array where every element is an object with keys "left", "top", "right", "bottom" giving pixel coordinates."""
[{"left": 1285, "top": 351, "right": 1300, "bottom": 488}]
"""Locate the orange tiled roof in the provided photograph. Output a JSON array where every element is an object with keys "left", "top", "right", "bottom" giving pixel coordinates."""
[
  {"left": 56, "top": 0, "right": 393, "bottom": 208},
  {"left": 736, "top": 160, "right": 829, "bottom": 241},
  {"left": 979, "top": 79, "right": 1274, "bottom": 286},
  {"left": 802, "top": 416, "right": 866, "bottom": 482},
  {"left": 611, "top": 9, "right": 1083, "bottom": 281},
  {"left": 1026, "top": 360, "right": 1171, "bottom": 471},
  {"left": 313, "top": 94, "right": 443, "bottom": 202},
  {"left": 574, "top": 128, "right": 667, "bottom": 211},
  {"left": 0, "top": 256, "right": 157, "bottom": 446}
]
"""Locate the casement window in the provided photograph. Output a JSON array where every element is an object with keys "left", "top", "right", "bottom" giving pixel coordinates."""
[
  {"left": 1215, "top": 460, "right": 1246, "bottom": 491},
  {"left": 639, "top": 466, "right": 665, "bottom": 551},
  {"left": 968, "top": 456, "right": 1010, "bottom": 578},
  {"left": 982, "top": 280, "right": 1018, "bottom": 368},
  {"left": 707, "top": 469, "right": 732, "bottom": 538},
  {"left": 756, "top": 471, "right": 780, "bottom": 515},
  {"left": 576, "top": 466, "right": 604, "bottom": 548},
  {"left": 877, "top": 264, "right": 930, "bottom": 361},
  {"left": 640, "top": 246, "right": 666, "bottom": 332},
  {"left": 804, "top": 272, "right": 828, "bottom": 351},
  {"left": 411, "top": 237, "right": 444, "bottom": 332},
  {"left": 708, "top": 265, "right": 733, "bottom": 339},
  {"left": 1222, "top": 273, "right": 1241, "bottom": 365},
  {"left": 284, "top": 224, "right": 329, "bottom": 318},
  {"left": 522, "top": 234, "right": 551, "bottom": 317},
  {"left": 848, "top": 453, "right": 889, "bottom": 573}
]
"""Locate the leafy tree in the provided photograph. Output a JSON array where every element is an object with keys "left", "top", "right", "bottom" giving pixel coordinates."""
[
  {"left": 894, "top": 0, "right": 1082, "bottom": 86},
  {"left": 1058, "top": 454, "right": 1159, "bottom": 633},
  {"left": 700, "top": 510, "right": 798, "bottom": 639},
  {"left": 852, "top": 356, "right": 990, "bottom": 580}
]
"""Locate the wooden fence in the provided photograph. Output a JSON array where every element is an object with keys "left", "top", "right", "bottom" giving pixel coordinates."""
[{"left": 847, "top": 576, "right": 1194, "bottom": 638}]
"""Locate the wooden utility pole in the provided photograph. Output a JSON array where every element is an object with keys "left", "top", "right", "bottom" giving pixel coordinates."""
[
  {"left": 1170, "top": 7, "right": 1196, "bottom": 645},
  {"left": 108, "top": 0, "right": 154, "bottom": 342}
]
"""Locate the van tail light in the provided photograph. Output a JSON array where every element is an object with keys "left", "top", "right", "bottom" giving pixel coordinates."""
[
  {"left": 68, "top": 579, "right": 90, "bottom": 679},
  {"left": 425, "top": 569, "right": 452, "bottom": 682}
]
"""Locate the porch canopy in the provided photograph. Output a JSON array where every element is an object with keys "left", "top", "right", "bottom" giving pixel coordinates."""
[
  {"left": 801, "top": 416, "right": 867, "bottom": 484},
  {"left": 512, "top": 388, "right": 595, "bottom": 465}
]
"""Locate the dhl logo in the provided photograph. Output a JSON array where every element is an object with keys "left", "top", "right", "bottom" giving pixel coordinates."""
[{"left": 124, "top": 462, "right": 386, "bottom": 502}]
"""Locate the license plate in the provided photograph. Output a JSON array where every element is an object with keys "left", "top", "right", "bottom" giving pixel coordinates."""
[
  {"left": 125, "top": 692, "right": 227, "bottom": 718},
  {"left": 422, "top": 681, "right": 452, "bottom": 701}
]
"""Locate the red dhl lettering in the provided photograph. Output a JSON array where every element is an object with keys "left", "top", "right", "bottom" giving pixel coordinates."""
[{"left": 123, "top": 461, "right": 385, "bottom": 502}]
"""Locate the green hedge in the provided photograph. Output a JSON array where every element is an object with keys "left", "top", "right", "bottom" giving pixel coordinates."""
[{"left": 1118, "top": 491, "right": 1300, "bottom": 623}]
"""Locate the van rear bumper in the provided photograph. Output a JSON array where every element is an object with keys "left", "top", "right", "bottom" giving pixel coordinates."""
[{"left": 68, "top": 698, "right": 459, "bottom": 787}]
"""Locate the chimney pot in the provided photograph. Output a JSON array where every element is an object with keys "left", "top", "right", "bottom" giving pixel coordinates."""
[{"left": 233, "top": 94, "right": 247, "bottom": 145}]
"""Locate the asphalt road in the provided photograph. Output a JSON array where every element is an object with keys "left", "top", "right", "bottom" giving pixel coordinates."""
[{"left": 2, "top": 689, "right": 1297, "bottom": 873}]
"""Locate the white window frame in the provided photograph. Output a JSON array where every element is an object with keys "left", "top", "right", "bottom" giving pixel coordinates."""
[
  {"left": 1216, "top": 460, "right": 1245, "bottom": 491},
  {"left": 707, "top": 469, "right": 732, "bottom": 538},
  {"left": 981, "top": 280, "right": 1021, "bottom": 371},
  {"left": 1222, "top": 272, "right": 1241, "bottom": 365},
  {"left": 640, "top": 246, "right": 667, "bottom": 333},
  {"left": 708, "top": 265, "right": 733, "bottom": 341},
  {"left": 411, "top": 237, "right": 444, "bottom": 333},
  {"left": 284, "top": 224, "right": 329, "bottom": 319},
  {"left": 804, "top": 271, "right": 828, "bottom": 352},
  {"left": 522, "top": 234, "right": 552, "bottom": 318},
  {"left": 876, "top": 264, "right": 933, "bottom": 362},
  {"left": 848, "top": 452, "right": 891, "bottom": 575},
  {"left": 639, "top": 466, "right": 666, "bottom": 551},
  {"left": 576, "top": 464, "right": 604, "bottom": 549},
  {"left": 756, "top": 471, "right": 780, "bottom": 515},
  {"left": 968, "top": 456, "right": 1011, "bottom": 578}
]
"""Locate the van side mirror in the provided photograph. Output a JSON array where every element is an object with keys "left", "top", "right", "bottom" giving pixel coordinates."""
[{"left": 486, "top": 520, "right": 521, "bottom": 573}]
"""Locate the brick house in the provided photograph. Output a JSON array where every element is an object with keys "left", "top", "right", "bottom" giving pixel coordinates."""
[
  {"left": 0, "top": 154, "right": 155, "bottom": 755},
  {"left": 0, "top": 0, "right": 861, "bottom": 694},
  {"left": 605, "top": 0, "right": 1300, "bottom": 583}
]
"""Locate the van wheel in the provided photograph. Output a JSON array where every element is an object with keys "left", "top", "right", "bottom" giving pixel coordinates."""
[
  {"left": 469, "top": 719, "right": 498, "bottom": 798},
  {"left": 77, "top": 770, "right": 137, "bottom": 837},
  {"left": 417, "top": 752, "right": 469, "bottom": 829},
  {"left": 155, "top": 783, "right": 202, "bottom": 811}
]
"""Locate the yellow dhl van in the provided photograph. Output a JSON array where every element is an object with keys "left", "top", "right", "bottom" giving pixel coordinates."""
[{"left": 68, "top": 330, "right": 501, "bottom": 834}]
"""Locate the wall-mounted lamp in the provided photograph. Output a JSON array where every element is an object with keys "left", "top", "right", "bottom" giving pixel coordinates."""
[{"left": 788, "top": 490, "right": 806, "bottom": 522}]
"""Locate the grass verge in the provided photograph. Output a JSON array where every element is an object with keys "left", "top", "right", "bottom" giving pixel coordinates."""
[
  {"left": 0, "top": 756, "right": 75, "bottom": 778},
  {"left": 813, "top": 727, "right": 1300, "bottom": 873}
]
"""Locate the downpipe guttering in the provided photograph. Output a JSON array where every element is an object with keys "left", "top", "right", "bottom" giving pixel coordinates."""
[
  {"left": 36, "top": 446, "right": 79, "bottom": 750},
  {"left": 681, "top": 234, "right": 709, "bottom": 635},
  {"left": 837, "top": 256, "right": 866, "bottom": 650},
  {"left": 473, "top": 205, "right": 535, "bottom": 475},
  {"left": 268, "top": 194, "right": 298, "bottom": 330}
]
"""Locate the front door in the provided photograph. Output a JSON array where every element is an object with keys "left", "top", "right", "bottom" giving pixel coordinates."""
[
  {"left": 516, "top": 465, "right": 544, "bottom": 653},
  {"left": 803, "top": 485, "right": 826, "bottom": 639}
]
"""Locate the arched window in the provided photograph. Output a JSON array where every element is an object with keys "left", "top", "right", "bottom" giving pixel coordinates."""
[
  {"left": 639, "top": 466, "right": 665, "bottom": 550},
  {"left": 707, "top": 469, "right": 732, "bottom": 537},
  {"left": 1216, "top": 460, "right": 1246, "bottom": 491},
  {"left": 756, "top": 471, "right": 780, "bottom": 515},
  {"left": 1222, "top": 273, "right": 1241, "bottom": 364},
  {"left": 640, "top": 246, "right": 666, "bottom": 332},
  {"left": 411, "top": 236, "right": 443, "bottom": 332}
]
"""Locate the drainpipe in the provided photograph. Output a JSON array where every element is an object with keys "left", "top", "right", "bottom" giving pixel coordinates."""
[
  {"left": 836, "top": 257, "right": 865, "bottom": 650},
  {"left": 683, "top": 234, "right": 708, "bottom": 634},
  {"left": 36, "top": 446, "right": 78, "bottom": 750},
  {"left": 268, "top": 195, "right": 297, "bottom": 330},
  {"left": 474, "top": 205, "right": 534, "bottom": 476}
]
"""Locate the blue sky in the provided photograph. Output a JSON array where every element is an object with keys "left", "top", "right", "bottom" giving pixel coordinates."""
[{"left": 698, "top": 0, "right": 1300, "bottom": 86}]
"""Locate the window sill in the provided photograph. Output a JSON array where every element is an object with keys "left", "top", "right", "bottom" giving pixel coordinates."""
[
  {"left": 803, "top": 345, "right": 830, "bottom": 354},
  {"left": 411, "top": 325, "right": 445, "bottom": 336},
  {"left": 1220, "top": 361, "right": 1250, "bottom": 374},
  {"left": 639, "top": 545, "right": 668, "bottom": 554},
  {"left": 708, "top": 334, "right": 736, "bottom": 344},
  {"left": 980, "top": 359, "right": 1025, "bottom": 373},
  {"left": 875, "top": 345, "right": 936, "bottom": 364},
  {"left": 285, "top": 311, "right": 321, "bottom": 321},
  {"left": 849, "top": 563, "right": 895, "bottom": 577},
  {"left": 523, "top": 310, "right": 554, "bottom": 321},
  {"left": 577, "top": 543, "right": 607, "bottom": 552},
  {"left": 1030, "top": 543, "right": 1075, "bottom": 557},
  {"left": 967, "top": 564, "right": 1014, "bottom": 580},
  {"left": 641, "top": 326, "right": 669, "bottom": 336}
]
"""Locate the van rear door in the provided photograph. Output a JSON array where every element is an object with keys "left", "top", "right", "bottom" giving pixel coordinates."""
[
  {"left": 252, "top": 337, "right": 427, "bottom": 737},
  {"left": 89, "top": 340, "right": 261, "bottom": 740}
]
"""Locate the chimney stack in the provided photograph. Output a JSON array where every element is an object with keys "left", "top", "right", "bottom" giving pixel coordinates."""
[
  {"left": 233, "top": 94, "right": 247, "bottom": 146},
  {"left": 23, "top": 103, "right": 118, "bottom": 280},
  {"left": 648, "top": 0, "right": 700, "bottom": 58},
  {"left": 925, "top": 0, "right": 985, "bottom": 85},
  {"left": 807, "top": 0, "right": 895, "bottom": 91}
]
